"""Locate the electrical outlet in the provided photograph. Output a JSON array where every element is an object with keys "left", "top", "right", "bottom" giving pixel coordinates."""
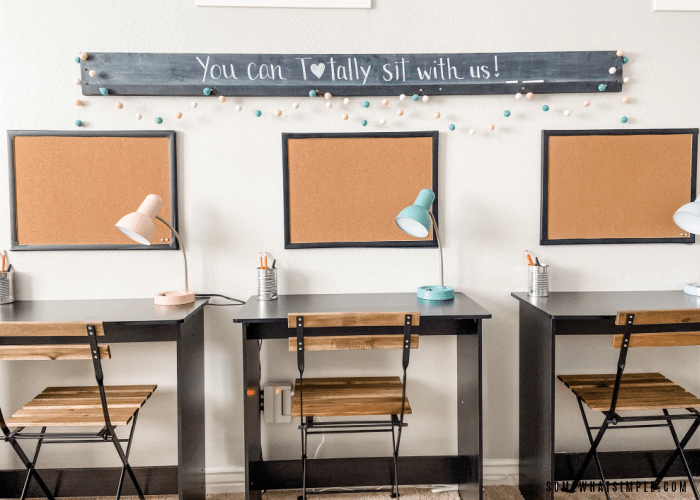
[{"left": 263, "top": 382, "right": 292, "bottom": 423}]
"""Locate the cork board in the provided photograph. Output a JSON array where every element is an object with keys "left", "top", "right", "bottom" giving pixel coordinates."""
[
  {"left": 8, "top": 131, "right": 178, "bottom": 250},
  {"left": 541, "top": 129, "right": 698, "bottom": 245},
  {"left": 283, "top": 132, "right": 439, "bottom": 248}
]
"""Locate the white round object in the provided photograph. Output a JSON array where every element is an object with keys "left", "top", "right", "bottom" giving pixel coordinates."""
[
  {"left": 563, "top": 110, "right": 571, "bottom": 116},
  {"left": 583, "top": 100, "right": 590, "bottom": 107},
  {"left": 175, "top": 112, "right": 183, "bottom": 119},
  {"left": 621, "top": 96, "right": 630, "bottom": 104},
  {"left": 275, "top": 110, "right": 282, "bottom": 117},
  {"left": 488, "top": 124, "right": 495, "bottom": 131},
  {"left": 379, "top": 118, "right": 386, "bottom": 125},
  {"left": 74, "top": 78, "right": 81, "bottom": 85},
  {"left": 399, "top": 94, "right": 406, "bottom": 101},
  {"left": 324, "top": 92, "right": 332, "bottom": 100},
  {"left": 468, "top": 129, "right": 475, "bottom": 135},
  {"left": 191, "top": 101, "right": 198, "bottom": 108},
  {"left": 135, "top": 113, "right": 142, "bottom": 120},
  {"left": 422, "top": 95, "right": 430, "bottom": 102},
  {"left": 616, "top": 50, "right": 624, "bottom": 57},
  {"left": 293, "top": 103, "right": 300, "bottom": 109},
  {"left": 526, "top": 92, "right": 534, "bottom": 99},
  {"left": 515, "top": 93, "right": 522, "bottom": 99},
  {"left": 623, "top": 77, "right": 630, "bottom": 84},
  {"left": 396, "top": 109, "right": 404, "bottom": 116},
  {"left": 326, "top": 102, "right": 332, "bottom": 108},
  {"left": 382, "top": 99, "right": 389, "bottom": 106},
  {"left": 219, "top": 96, "right": 226, "bottom": 103},
  {"left": 89, "top": 70, "right": 96, "bottom": 77},
  {"left": 343, "top": 98, "right": 350, "bottom": 105},
  {"left": 434, "top": 112, "right": 440, "bottom": 119},
  {"left": 341, "top": 113, "right": 348, "bottom": 120},
  {"left": 609, "top": 67, "right": 617, "bottom": 75},
  {"left": 235, "top": 104, "right": 242, "bottom": 111}
]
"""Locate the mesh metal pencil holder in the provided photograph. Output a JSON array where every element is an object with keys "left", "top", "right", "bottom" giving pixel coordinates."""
[
  {"left": 257, "top": 268, "right": 277, "bottom": 301},
  {"left": 0, "top": 270, "right": 14, "bottom": 304},
  {"left": 528, "top": 265, "right": 549, "bottom": 297}
]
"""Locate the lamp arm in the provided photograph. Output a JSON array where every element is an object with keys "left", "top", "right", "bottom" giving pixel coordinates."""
[
  {"left": 428, "top": 212, "right": 444, "bottom": 287},
  {"left": 156, "top": 215, "right": 189, "bottom": 292}
]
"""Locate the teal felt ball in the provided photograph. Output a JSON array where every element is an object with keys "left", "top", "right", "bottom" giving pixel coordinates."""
[
  {"left": 203, "top": 88, "right": 212, "bottom": 96},
  {"left": 449, "top": 124, "right": 456, "bottom": 131},
  {"left": 99, "top": 87, "right": 108, "bottom": 96},
  {"left": 598, "top": 84, "right": 607, "bottom": 92},
  {"left": 503, "top": 110, "right": 511, "bottom": 117},
  {"left": 361, "top": 120, "right": 368, "bottom": 126},
  {"left": 309, "top": 90, "right": 317, "bottom": 97},
  {"left": 621, "top": 116, "right": 628, "bottom": 123},
  {"left": 542, "top": 105, "right": 549, "bottom": 112},
  {"left": 255, "top": 110, "right": 262, "bottom": 117},
  {"left": 362, "top": 100, "right": 370, "bottom": 108},
  {"left": 623, "top": 56, "right": 629, "bottom": 64},
  {"left": 155, "top": 117, "right": 163, "bottom": 124},
  {"left": 74, "top": 56, "right": 80, "bottom": 63},
  {"left": 75, "top": 120, "right": 83, "bottom": 127},
  {"left": 412, "top": 94, "right": 419, "bottom": 101}
]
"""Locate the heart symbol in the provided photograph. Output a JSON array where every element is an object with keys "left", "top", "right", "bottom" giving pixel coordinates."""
[{"left": 310, "top": 63, "right": 325, "bottom": 79}]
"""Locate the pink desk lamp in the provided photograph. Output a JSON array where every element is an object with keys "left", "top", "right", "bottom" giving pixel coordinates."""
[{"left": 115, "top": 194, "right": 195, "bottom": 305}]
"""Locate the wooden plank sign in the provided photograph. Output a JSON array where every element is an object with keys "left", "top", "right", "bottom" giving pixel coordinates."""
[{"left": 80, "top": 51, "right": 622, "bottom": 97}]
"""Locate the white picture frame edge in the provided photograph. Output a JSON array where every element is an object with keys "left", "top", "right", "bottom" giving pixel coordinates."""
[
  {"left": 654, "top": 0, "right": 700, "bottom": 11},
  {"left": 197, "top": 0, "right": 370, "bottom": 7}
]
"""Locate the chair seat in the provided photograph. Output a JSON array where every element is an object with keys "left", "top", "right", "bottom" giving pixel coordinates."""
[
  {"left": 292, "top": 376, "right": 411, "bottom": 417},
  {"left": 6, "top": 385, "right": 157, "bottom": 427},
  {"left": 558, "top": 372, "right": 700, "bottom": 411}
]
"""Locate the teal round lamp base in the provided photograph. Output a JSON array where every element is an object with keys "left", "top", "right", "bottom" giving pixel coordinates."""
[{"left": 417, "top": 285, "right": 454, "bottom": 301}]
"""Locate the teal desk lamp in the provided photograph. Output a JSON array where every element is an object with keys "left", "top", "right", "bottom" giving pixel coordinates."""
[{"left": 396, "top": 189, "right": 454, "bottom": 301}]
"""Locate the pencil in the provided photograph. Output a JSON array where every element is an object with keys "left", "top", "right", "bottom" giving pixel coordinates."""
[
  {"left": 525, "top": 250, "right": 534, "bottom": 266},
  {"left": 259, "top": 252, "right": 264, "bottom": 269},
  {"left": 264, "top": 252, "right": 268, "bottom": 270}
]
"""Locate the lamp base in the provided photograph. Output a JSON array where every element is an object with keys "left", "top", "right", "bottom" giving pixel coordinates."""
[
  {"left": 417, "top": 285, "right": 454, "bottom": 301},
  {"left": 154, "top": 290, "right": 196, "bottom": 306}
]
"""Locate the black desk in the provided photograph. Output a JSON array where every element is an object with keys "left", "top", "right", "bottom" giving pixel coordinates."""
[
  {"left": 234, "top": 292, "right": 491, "bottom": 500},
  {"left": 513, "top": 291, "right": 700, "bottom": 500},
  {"left": 0, "top": 298, "right": 209, "bottom": 500}
]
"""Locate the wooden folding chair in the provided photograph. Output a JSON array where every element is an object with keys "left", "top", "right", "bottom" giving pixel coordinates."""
[
  {"left": 0, "top": 322, "right": 157, "bottom": 500},
  {"left": 558, "top": 309, "right": 700, "bottom": 500},
  {"left": 288, "top": 311, "right": 419, "bottom": 500}
]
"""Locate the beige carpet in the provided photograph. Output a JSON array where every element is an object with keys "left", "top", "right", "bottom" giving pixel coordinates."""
[{"left": 12, "top": 485, "right": 700, "bottom": 500}]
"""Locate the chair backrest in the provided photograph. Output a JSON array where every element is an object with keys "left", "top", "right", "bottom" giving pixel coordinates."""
[
  {"left": 287, "top": 312, "right": 420, "bottom": 352},
  {"left": 612, "top": 309, "right": 700, "bottom": 348},
  {"left": 0, "top": 322, "right": 108, "bottom": 360}
]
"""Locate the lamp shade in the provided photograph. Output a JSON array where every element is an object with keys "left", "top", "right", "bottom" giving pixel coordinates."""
[
  {"left": 395, "top": 189, "right": 435, "bottom": 237},
  {"left": 674, "top": 200, "right": 700, "bottom": 234},
  {"left": 115, "top": 194, "right": 163, "bottom": 245}
]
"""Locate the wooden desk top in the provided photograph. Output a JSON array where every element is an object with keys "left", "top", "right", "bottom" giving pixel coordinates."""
[
  {"left": 511, "top": 290, "right": 700, "bottom": 320},
  {"left": 0, "top": 298, "right": 209, "bottom": 325},
  {"left": 234, "top": 292, "right": 491, "bottom": 323}
]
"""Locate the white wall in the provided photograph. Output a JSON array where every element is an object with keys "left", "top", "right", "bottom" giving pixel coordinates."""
[{"left": 1, "top": 0, "right": 700, "bottom": 490}]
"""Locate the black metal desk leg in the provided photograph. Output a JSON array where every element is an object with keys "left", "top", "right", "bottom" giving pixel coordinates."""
[
  {"left": 518, "top": 304, "right": 555, "bottom": 500},
  {"left": 457, "top": 321, "right": 482, "bottom": 500},
  {"left": 178, "top": 308, "right": 206, "bottom": 500},
  {"left": 242, "top": 325, "right": 262, "bottom": 500}
]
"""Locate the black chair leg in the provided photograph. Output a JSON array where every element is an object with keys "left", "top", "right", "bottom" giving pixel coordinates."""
[
  {"left": 572, "top": 399, "right": 611, "bottom": 500},
  {"left": 19, "top": 426, "right": 48, "bottom": 500},
  {"left": 109, "top": 426, "right": 145, "bottom": 500},
  {"left": 390, "top": 418, "right": 399, "bottom": 498},
  {"left": 659, "top": 410, "right": 700, "bottom": 500},
  {"left": 7, "top": 429, "right": 55, "bottom": 500},
  {"left": 298, "top": 417, "right": 308, "bottom": 500},
  {"left": 564, "top": 419, "right": 610, "bottom": 495},
  {"left": 115, "top": 412, "right": 140, "bottom": 500},
  {"left": 652, "top": 415, "right": 700, "bottom": 491}
]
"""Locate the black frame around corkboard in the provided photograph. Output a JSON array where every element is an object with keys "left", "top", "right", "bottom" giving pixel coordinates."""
[
  {"left": 8, "top": 130, "right": 178, "bottom": 251},
  {"left": 541, "top": 128, "right": 698, "bottom": 245},
  {"left": 282, "top": 131, "right": 439, "bottom": 249}
]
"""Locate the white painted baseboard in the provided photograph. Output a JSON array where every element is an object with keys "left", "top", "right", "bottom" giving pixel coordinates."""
[{"left": 205, "top": 460, "right": 520, "bottom": 493}]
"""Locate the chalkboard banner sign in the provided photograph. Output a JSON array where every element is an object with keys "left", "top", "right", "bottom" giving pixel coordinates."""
[{"left": 81, "top": 51, "right": 622, "bottom": 97}]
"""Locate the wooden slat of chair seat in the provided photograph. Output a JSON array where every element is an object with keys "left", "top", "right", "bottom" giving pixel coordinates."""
[
  {"left": 288, "top": 334, "right": 419, "bottom": 352},
  {"left": 0, "top": 345, "right": 110, "bottom": 361},
  {"left": 292, "top": 376, "right": 411, "bottom": 417},
  {"left": 5, "top": 385, "right": 157, "bottom": 427},
  {"left": 612, "top": 331, "right": 700, "bottom": 348},
  {"left": 0, "top": 322, "right": 105, "bottom": 337},
  {"left": 615, "top": 309, "right": 700, "bottom": 326},
  {"left": 287, "top": 312, "right": 420, "bottom": 329},
  {"left": 558, "top": 373, "right": 700, "bottom": 411}
]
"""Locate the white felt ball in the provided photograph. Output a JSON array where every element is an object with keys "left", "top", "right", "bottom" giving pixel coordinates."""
[
  {"left": 343, "top": 98, "right": 350, "bottom": 105},
  {"left": 583, "top": 100, "right": 590, "bottom": 107},
  {"left": 434, "top": 112, "right": 440, "bottom": 119},
  {"left": 341, "top": 113, "right": 348, "bottom": 120},
  {"left": 89, "top": 70, "right": 96, "bottom": 77},
  {"left": 382, "top": 99, "right": 389, "bottom": 106},
  {"left": 326, "top": 102, "right": 332, "bottom": 108},
  {"left": 397, "top": 109, "right": 404, "bottom": 116},
  {"left": 623, "top": 77, "right": 630, "bottom": 84},
  {"left": 191, "top": 102, "right": 198, "bottom": 108},
  {"left": 293, "top": 103, "right": 300, "bottom": 109},
  {"left": 488, "top": 124, "right": 495, "bottom": 131},
  {"left": 468, "top": 129, "right": 475, "bottom": 135},
  {"left": 175, "top": 112, "right": 183, "bottom": 119},
  {"left": 399, "top": 94, "right": 406, "bottom": 101},
  {"left": 324, "top": 92, "right": 332, "bottom": 100},
  {"left": 515, "top": 93, "right": 522, "bottom": 99},
  {"left": 422, "top": 95, "right": 430, "bottom": 102},
  {"left": 235, "top": 105, "right": 242, "bottom": 111},
  {"left": 380, "top": 118, "right": 386, "bottom": 125},
  {"left": 275, "top": 110, "right": 282, "bottom": 117},
  {"left": 74, "top": 78, "right": 81, "bottom": 85},
  {"left": 135, "top": 113, "right": 142, "bottom": 120},
  {"left": 616, "top": 50, "right": 624, "bottom": 57},
  {"left": 563, "top": 110, "right": 571, "bottom": 116},
  {"left": 609, "top": 67, "right": 617, "bottom": 75},
  {"left": 219, "top": 96, "right": 226, "bottom": 103}
]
